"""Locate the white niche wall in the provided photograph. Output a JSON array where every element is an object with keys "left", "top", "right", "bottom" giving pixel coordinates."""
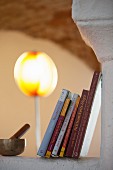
[{"left": 0, "top": 30, "right": 100, "bottom": 157}]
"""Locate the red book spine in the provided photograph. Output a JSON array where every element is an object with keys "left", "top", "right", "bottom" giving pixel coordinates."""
[
  {"left": 45, "top": 92, "right": 71, "bottom": 158},
  {"left": 72, "top": 71, "right": 101, "bottom": 159},
  {"left": 59, "top": 96, "right": 80, "bottom": 157},
  {"left": 65, "top": 89, "right": 88, "bottom": 157}
]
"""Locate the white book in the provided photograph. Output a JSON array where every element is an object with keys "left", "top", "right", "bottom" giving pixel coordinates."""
[{"left": 80, "top": 76, "right": 101, "bottom": 157}]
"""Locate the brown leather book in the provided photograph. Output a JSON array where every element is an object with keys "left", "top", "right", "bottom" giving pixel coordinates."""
[
  {"left": 72, "top": 71, "right": 101, "bottom": 159},
  {"left": 65, "top": 89, "right": 88, "bottom": 157}
]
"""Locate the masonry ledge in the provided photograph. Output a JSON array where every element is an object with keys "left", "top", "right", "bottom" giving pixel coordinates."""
[{"left": 0, "top": 156, "right": 100, "bottom": 170}]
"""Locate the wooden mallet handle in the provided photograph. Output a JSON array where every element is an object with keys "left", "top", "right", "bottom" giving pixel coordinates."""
[{"left": 10, "top": 124, "right": 30, "bottom": 139}]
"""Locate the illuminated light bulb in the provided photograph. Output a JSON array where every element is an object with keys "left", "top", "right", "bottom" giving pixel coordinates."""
[
  {"left": 14, "top": 51, "right": 58, "bottom": 97},
  {"left": 14, "top": 51, "right": 58, "bottom": 150}
]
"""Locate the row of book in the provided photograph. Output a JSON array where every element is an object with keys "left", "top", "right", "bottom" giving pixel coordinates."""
[{"left": 37, "top": 71, "right": 102, "bottom": 159}]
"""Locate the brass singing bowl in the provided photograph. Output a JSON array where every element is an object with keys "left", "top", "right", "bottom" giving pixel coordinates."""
[{"left": 0, "top": 139, "right": 25, "bottom": 156}]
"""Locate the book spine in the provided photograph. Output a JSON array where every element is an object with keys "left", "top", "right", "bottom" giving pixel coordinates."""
[
  {"left": 52, "top": 93, "right": 79, "bottom": 157},
  {"left": 37, "top": 89, "right": 69, "bottom": 157},
  {"left": 80, "top": 75, "right": 101, "bottom": 157},
  {"left": 65, "top": 89, "right": 88, "bottom": 157},
  {"left": 45, "top": 92, "right": 72, "bottom": 158},
  {"left": 72, "top": 71, "right": 101, "bottom": 159},
  {"left": 59, "top": 96, "right": 80, "bottom": 157}
]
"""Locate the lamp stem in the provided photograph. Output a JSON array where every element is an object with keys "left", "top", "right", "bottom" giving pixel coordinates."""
[{"left": 35, "top": 96, "right": 41, "bottom": 150}]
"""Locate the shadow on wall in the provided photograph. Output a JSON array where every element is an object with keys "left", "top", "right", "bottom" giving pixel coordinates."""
[{"left": 0, "top": 30, "right": 100, "bottom": 158}]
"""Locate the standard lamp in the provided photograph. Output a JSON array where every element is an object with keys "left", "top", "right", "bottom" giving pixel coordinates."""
[{"left": 14, "top": 51, "right": 58, "bottom": 150}]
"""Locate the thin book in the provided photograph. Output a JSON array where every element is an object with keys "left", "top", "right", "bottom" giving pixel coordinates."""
[
  {"left": 72, "top": 71, "right": 101, "bottom": 159},
  {"left": 59, "top": 96, "right": 80, "bottom": 157},
  {"left": 45, "top": 91, "right": 72, "bottom": 158},
  {"left": 37, "top": 89, "right": 69, "bottom": 157},
  {"left": 65, "top": 89, "right": 88, "bottom": 157},
  {"left": 80, "top": 75, "right": 101, "bottom": 157},
  {"left": 52, "top": 93, "right": 79, "bottom": 157}
]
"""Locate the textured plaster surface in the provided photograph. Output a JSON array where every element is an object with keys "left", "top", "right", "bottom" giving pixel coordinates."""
[
  {"left": 100, "top": 61, "right": 113, "bottom": 170},
  {"left": 72, "top": 0, "right": 113, "bottom": 169},
  {"left": 0, "top": 156, "right": 99, "bottom": 170}
]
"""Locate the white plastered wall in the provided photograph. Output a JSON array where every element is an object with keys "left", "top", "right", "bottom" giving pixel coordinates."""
[{"left": 72, "top": 0, "right": 113, "bottom": 169}]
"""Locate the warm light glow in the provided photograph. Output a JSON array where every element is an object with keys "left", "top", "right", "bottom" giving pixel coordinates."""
[{"left": 14, "top": 52, "right": 58, "bottom": 97}]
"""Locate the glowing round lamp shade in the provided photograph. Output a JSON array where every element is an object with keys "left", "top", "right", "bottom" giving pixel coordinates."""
[{"left": 14, "top": 52, "right": 58, "bottom": 97}]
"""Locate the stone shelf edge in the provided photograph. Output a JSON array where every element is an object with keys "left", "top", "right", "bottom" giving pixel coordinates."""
[{"left": 0, "top": 156, "right": 99, "bottom": 170}]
